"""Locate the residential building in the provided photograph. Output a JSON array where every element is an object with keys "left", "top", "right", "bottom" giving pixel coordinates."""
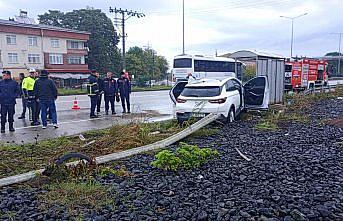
[{"left": 0, "top": 11, "right": 90, "bottom": 79}]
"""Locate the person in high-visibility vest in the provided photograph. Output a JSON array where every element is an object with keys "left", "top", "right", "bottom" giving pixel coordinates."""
[{"left": 22, "top": 68, "right": 40, "bottom": 126}]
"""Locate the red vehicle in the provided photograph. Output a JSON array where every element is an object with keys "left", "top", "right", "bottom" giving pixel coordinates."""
[{"left": 285, "top": 59, "right": 328, "bottom": 91}]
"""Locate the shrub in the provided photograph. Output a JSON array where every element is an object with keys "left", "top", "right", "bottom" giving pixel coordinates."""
[{"left": 151, "top": 142, "right": 219, "bottom": 171}]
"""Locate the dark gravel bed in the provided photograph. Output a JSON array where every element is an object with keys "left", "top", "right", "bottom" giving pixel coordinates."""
[
  {"left": 309, "top": 98, "right": 343, "bottom": 120},
  {"left": 1, "top": 99, "right": 343, "bottom": 221}
]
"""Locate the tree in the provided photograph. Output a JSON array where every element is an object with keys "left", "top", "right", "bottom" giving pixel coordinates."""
[
  {"left": 38, "top": 8, "right": 121, "bottom": 74},
  {"left": 325, "top": 52, "right": 343, "bottom": 56},
  {"left": 125, "top": 47, "right": 169, "bottom": 85}
]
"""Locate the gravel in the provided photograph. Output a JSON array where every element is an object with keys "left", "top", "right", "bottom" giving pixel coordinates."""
[{"left": 1, "top": 98, "right": 343, "bottom": 220}]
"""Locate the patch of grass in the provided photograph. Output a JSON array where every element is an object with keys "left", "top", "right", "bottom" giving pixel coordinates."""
[
  {"left": 39, "top": 181, "right": 115, "bottom": 216},
  {"left": 58, "top": 88, "right": 87, "bottom": 96},
  {"left": 132, "top": 85, "right": 172, "bottom": 92},
  {"left": 189, "top": 127, "right": 219, "bottom": 138},
  {"left": 0, "top": 211, "right": 17, "bottom": 221},
  {"left": 151, "top": 142, "right": 219, "bottom": 171},
  {"left": 255, "top": 120, "right": 278, "bottom": 131},
  {"left": 0, "top": 120, "right": 182, "bottom": 178}
]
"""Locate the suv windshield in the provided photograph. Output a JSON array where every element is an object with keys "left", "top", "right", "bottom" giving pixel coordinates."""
[{"left": 181, "top": 86, "right": 222, "bottom": 97}]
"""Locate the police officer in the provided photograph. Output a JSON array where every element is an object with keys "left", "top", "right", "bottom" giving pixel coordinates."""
[
  {"left": 18, "top": 73, "right": 27, "bottom": 119},
  {"left": 22, "top": 68, "right": 40, "bottom": 125},
  {"left": 0, "top": 71, "right": 19, "bottom": 133},
  {"left": 103, "top": 72, "right": 118, "bottom": 115},
  {"left": 87, "top": 70, "right": 99, "bottom": 118},
  {"left": 96, "top": 72, "right": 104, "bottom": 115},
  {"left": 117, "top": 71, "right": 132, "bottom": 113}
]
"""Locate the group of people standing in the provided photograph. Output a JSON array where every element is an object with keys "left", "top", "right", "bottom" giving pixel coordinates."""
[
  {"left": 0, "top": 69, "right": 58, "bottom": 133},
  {"left": 87, "top": 70, "right": 131, "bottom": 118}
]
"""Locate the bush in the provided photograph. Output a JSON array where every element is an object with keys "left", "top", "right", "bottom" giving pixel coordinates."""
[{"left": 151, "top": 142, "right": 219, "bottom": 171}]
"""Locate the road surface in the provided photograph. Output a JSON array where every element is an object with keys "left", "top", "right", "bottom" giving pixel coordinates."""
[{"left": 0, "top": 90, "right": 173, "bottom": 144}]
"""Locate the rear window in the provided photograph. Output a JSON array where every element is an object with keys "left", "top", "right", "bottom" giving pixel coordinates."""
[
  {"left": 181, "top": 86, "right": 222, "bottom": 97},
  {"left": 174, "top": 58, "right": 192, "bottom": 68}
]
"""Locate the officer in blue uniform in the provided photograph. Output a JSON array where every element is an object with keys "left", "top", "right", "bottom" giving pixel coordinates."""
[
  {"left": 117, "top": 72, "right": 132, "bottom": 113},
  {"left": 0, "top": 71, "right": 20, "bottom": 133},
  {"left": 103, "top": 72, "right": 118, "bottom": 115},
  {"left": 87, "top": 70, "right": 99, "bottom": 118}
]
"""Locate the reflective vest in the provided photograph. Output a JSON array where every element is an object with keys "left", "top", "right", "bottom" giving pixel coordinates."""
[{"left": 22, "top": 76, "right": 36, "bottom": 98}]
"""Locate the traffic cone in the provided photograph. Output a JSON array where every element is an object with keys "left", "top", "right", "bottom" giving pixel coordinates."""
[{"left": 72, "top": 97, "right": 80, "bottom": 110}]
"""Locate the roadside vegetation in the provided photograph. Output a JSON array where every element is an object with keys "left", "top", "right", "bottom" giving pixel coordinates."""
[
  {"left": 151, "top": 142, "right": 219, "bottom": 171},
  {"left": 254, "top": 86, "right": 343, "bottom": 130},
  {"left": 57, "top": 85, "right": 172, "bottom": 96}
]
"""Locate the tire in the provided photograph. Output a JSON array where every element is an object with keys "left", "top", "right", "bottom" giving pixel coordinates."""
[
  {"left": 55, "top": 153, "right": 92, "bottom": 165},
  {"left": 227, "top": 107, "right": 235, "bottom": 124}
]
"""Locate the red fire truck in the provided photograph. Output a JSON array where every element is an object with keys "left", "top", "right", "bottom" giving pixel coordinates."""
[{"left": 285, "top": 59, "right": 328, "bottom": 91}]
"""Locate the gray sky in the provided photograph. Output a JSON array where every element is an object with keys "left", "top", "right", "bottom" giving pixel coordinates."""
[{"left": 1, "top": 0, "right": 342, "bottom": 63}]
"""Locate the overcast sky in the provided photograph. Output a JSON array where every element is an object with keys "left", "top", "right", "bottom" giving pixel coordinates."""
[{"left": 0, "top": 0, "right": 342, "bottom": 63}]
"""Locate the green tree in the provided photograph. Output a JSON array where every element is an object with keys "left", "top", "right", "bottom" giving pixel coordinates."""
[
  {"left": 125, "top": 47, "right": 169, "bottom": 85},
  {"left": 38, "top": 8, "right": 121, "bottom": 74}
]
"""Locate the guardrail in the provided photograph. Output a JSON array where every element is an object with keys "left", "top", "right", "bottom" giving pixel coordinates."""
[{"left": 0, "top": 113, "right": 221, "bottom": 187}]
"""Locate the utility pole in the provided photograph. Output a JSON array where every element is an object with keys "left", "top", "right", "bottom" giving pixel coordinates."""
[
  {"left": 280, "top": 13, "right": 308, "bottom": 58},
  {"left": 110, "top": 7, "right": 145, "bottom": 70},
  {"left": 330, "top": 33, "right": 342, "bottom": 77}
]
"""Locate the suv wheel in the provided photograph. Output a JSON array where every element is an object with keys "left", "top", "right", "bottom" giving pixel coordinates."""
[{"left": 227, "top": 108, "right": 235, "bottom": 123}]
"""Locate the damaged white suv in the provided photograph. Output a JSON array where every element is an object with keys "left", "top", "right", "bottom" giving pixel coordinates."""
[{"left": 170, "top": 76, "right": 269, "bottom": 123}]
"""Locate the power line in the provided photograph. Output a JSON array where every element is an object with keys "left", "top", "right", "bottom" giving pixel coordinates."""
[
  {"left": 109, "top": 7, "right": 145, "bottom": 70},
  {"left": 148, "top": 0, "right": 296, "bottom": 16}
]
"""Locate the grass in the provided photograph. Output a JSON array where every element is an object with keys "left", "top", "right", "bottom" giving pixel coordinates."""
[
  {"left": 58, "top": 88, "right": 87, "bottom": 96},
  {"left": 0, "top": 120, "right": 182, "bottom": 178},
  {"left": 0, "top": 211, "right": 17, "bottom": 221},
  {"left": 253, "top": 86, "right": 343, "bottom": 130},
  {"left": 57, "top": 85, "right": 172, "bottom": 96},
  {"left": 38, "top": 180, "right": 115, "bottom": 216},
  {"left": 132, "top": 85, "right": 172, "bottom": 92},
  {"left": 188, "top": 127, "right": 219, "bottom": 139}
]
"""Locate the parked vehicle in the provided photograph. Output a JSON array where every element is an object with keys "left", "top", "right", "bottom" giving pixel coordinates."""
[
  {"left": 169, "top": 76, "right": 269, "bottom": 123},
  {"left": 285, "top": 58, "right": 328, "bottom": 91},
  {"left": 172, "top": 54, "right": 244, "bottom": 82}
]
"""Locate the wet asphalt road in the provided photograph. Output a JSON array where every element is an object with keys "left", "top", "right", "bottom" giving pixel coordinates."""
[{"left": 0, "top": 90, "right": 173, "bottom": 144}]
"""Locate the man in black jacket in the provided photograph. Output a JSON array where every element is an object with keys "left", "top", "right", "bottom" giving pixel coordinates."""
[
  {"left": 0, "top": 71, "right": 19, "bottom": 133},
  {"left": 96, "top": 72, "right": 104, "bottom": 115},
  {"left": 34, "top": 70, "right": 58, "bottom": 129},
  {"left": 18, "top": 73, "right": 27, "bottom": 119},
  {"left": 103, "top": 72, "right": 118, "bottom": 115},
  {"left": 87, "top": 70, "right": 99, "bottom": 118},
  {"left": 117, "top": 72, "right": 132, "bottom": 113}
]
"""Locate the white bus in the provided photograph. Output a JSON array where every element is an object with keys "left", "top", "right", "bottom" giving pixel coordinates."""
[{"left": 172, "top": 54, "right": 243, "bottom": 82}]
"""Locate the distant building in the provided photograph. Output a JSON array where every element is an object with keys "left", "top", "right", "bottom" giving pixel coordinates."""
[{"left": 0, "top": 11, "right": 90, "bottom": 79}]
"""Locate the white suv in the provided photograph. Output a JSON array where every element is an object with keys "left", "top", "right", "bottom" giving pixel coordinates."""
[{"left": 170, "top": 76, "right": 269, "bottom": 123}]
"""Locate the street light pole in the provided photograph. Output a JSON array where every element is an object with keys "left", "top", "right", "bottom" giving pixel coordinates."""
[{"left": 280, "top": 13, "right": 308, "bottom": 58}]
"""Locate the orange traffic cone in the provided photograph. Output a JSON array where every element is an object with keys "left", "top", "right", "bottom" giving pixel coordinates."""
[{"left": 72, "top": 97, "right": 80, "bottom": 110}]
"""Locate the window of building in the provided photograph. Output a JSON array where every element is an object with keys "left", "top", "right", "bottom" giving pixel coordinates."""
[
  {"left": 8, "top": 53, "right": 18, "bottom": 63},
  {"left": 28, "top": 54, "right": 40, "bottom": 64},
  {"left": 6, "top": 35, "right": 16, "bottom": 45},
  {"left": 67, "top": 40, "right": 82, "bottom": 49},
  {"left": 67, "top": 56, "right": 84, "bottom": 64},
  {"left": 28, "top": 36, "right": 38, "bottom": 46},
  {"left": 49, "top": 53, "right": 63, "bottom": 64},
  {"left": 51, "top": 39, "right": 60, "bottom": 48}
]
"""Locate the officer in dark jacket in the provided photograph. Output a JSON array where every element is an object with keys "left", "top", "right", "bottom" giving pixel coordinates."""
[
  {"left": 117, "top": 72, "right": 132, "bottom": 113},
  {"left": 103, "top": 72, "right": 118, "bottom": 115},
  {"left": 0, "top": 71, "right": 19, "bottom": 133},
  {"left": 18, "top": 73, "right": 27, "bottom": 119},
  {"left": 34, "top": 70, "right": 58, "bottom": 129},
  {"left": 96, "top": 72, "right": 104, "bottom": 115},
  {"left": 87, "top": 70, "right": 99, "bottom": 118}
]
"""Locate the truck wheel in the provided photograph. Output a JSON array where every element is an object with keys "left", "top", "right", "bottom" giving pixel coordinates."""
[{"left": 227, "top": 108, "right": 235, "bottom": 124}]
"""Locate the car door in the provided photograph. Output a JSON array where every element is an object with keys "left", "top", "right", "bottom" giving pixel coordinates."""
[
  {"left": 243, "top": 76, "right": 269, "bottom": 110},
  {"left": 169, "top": 80, "right": 188, "bottom": 104}
]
